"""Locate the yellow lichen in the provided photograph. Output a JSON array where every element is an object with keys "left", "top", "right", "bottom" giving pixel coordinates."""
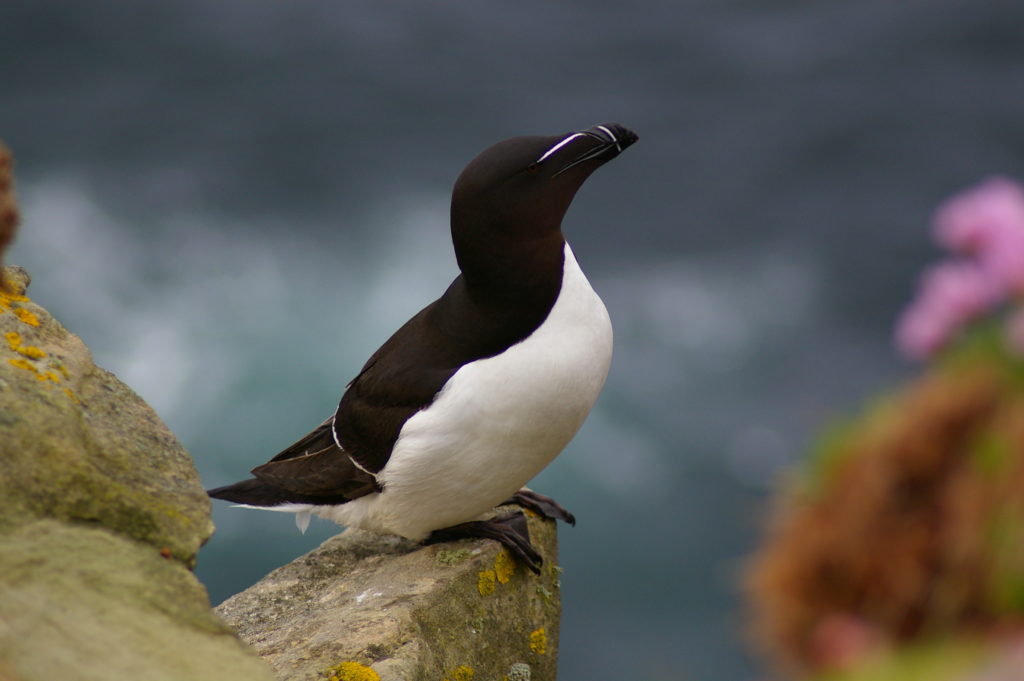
[
  {"left": 477, "top": 569, "right": 497, "bottom": 596},
  {"left": 529, "top": 627, "right": 547, "bottom": 655},
  {"left": 17, "top": 344, "right": 45, "bottom": 360},
  {"left": 38, "top": 370, "right": 61, "bottom": 383},
  {"left": 494, "top": 548, "right": 516, "bottom": 584},
  {"left": 63, "top": 387, "right": 80, "bottom": 404},
  {"left": 443, "top": 665, "right": 475, "bottom": 681},
  {"left": 0, "top": 290, "right": 28, "bottom": 304},
  {"left": 6, "top": 329, "right": 45, "bottom": 360},
  {"left": 7, "top": 357, "right": 36, "bottom": 373},
  {"left": 321, "top": 661, "right": 380, "bottom": 681},
  {"left": 13, "top": 307, "right": 38, "bottom": 326}
]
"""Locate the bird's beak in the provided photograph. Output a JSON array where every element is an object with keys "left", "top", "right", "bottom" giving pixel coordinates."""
[{"left": 553, "top": 123, "right": 639, "bottom": 177}]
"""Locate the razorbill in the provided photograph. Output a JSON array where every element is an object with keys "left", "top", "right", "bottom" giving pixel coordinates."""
[{"left": 208, "top": 123, "right": 638, "bottom": 572}]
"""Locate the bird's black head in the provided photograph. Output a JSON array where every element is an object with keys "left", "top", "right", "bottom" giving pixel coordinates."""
[{"left": 450, "top": 123, "right": 638, "bottom": 284}]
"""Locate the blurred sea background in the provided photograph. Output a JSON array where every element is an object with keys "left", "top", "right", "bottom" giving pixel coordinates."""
[{"left": 4, "top": 1, "right": 1024, "bottom": 678}]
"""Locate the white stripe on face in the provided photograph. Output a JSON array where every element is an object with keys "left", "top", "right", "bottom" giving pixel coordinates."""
[
  {"left": 535, "top": 133, "right": 587, "bottom": 164},
  {"left": 595, "top": 125, "right": 622, "bottom": 152}
]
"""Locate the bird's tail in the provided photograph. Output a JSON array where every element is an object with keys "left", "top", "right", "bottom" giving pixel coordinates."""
[
  {"left": 207, "top": 478, "right": 318, "bottom": 533},
  {"left": 208, "top": 477, "right": 299, "bottom": 505}
]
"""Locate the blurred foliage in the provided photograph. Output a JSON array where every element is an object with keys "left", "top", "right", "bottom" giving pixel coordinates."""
[
  {"left": 747, "top": 324, "right": 1024, "bottom": 679},
  {"left": 816, "top": 640, "right": 983, "bottom": 681}
]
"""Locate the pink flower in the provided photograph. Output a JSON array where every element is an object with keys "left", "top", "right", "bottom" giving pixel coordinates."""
[
  {"left": 921, "top": 261, "right": 1002, "bottom": 319},
  {"left": 979, "top": 222, "right": 1024, "bottom": 296},
  {"left": 933, "top": 176, "right": 1024, "bottom": 255},
  {"left": 895, "top": 261, "right": 1000, "bottom": 360},
  {"left": 895, "top": 303, "right": 956, "bottom": 361},
  {"left": 900, "top": 176, "right": 1024, "bottom": 361},
  {"left": 932, "top": 176, "right": 1024, "bottom": 296},
  {"left": 808, "top": 613, "right": 885, "bottom": 671}
]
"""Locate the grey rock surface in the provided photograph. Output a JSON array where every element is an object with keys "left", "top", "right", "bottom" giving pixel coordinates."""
[
  {"left": 0, "top": 265, "right": 275, "bottom": 681},
  {"left": 216, "top": 513, "right": 562, "bottom": 681}
]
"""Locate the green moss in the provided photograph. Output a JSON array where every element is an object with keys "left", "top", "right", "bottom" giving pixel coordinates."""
[{"left": 436, "top": 548, "right": 472, "bottom": 566}]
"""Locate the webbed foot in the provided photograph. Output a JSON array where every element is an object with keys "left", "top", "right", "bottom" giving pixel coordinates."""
[
  {"left": 503, "top": 488, "right": 576, "bottom": 526},
  {"left": 426, "top": 511, "right": 542, "bottom": 574}
]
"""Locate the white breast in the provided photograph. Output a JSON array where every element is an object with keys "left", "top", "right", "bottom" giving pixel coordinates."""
[{"left": 318, "top": 243, "right": 612, "bottom": 539}]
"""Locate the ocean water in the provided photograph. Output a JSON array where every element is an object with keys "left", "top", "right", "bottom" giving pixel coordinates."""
[{"left": 4, "top": 1, "right": 1024, "bottom": 678}]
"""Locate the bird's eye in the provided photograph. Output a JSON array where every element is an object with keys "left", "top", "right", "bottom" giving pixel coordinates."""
[{"left": 526, "top": 163, "right": 541, "bottom": 174}]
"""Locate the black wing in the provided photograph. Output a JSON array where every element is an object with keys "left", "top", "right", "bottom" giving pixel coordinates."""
[
  {"left": 332, "top": 268, "right": 562, "bottom": 475},
  {"left": 251, "top": 415, "right": 380, "bottom": 498},
  {"left": 212, "top": 261, "right": 561, "bottom": 507}
]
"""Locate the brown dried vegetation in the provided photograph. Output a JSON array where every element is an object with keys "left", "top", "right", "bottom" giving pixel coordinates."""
[{"left": 748, "top": 356, "right": 1024, "bottom": 676}]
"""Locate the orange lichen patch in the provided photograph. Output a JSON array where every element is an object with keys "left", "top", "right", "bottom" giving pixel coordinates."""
[
  {"left": 321, "top": 661, "right": 380, "bottom": 681},
  {"left": 16, "top": 344, "right": 45, "bottom": 360},
  {"left": 746, "top": 361, "right": 1024, "bottom": 676},
  {"left": 528, "top": 627, "right": 547, "bottom": 655},
  {"left": 7, "top": 357, "right": 35, "bottom": 372},
  {"left": 442, "top": 666, "right": 475, "bottom": 681},
  {"left": 37, "top": 369, "right": 61, "bottom": 383},
  {"left": 477, "top": 569, "right": 497, "bottom": 597},
  {"left": 13, "top": 307, "right": 38, "bottom": 326},
  {"left": 4, "top": 329, "right": 74, "bottom": 398},
  {"left": 494, "top": 549, "right": 516, "bottom": 584},
  {"left": 3, "top": 330, "right": 42, "bottom": 358}
]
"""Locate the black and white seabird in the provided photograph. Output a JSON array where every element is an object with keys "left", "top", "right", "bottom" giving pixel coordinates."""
[{"left": 208, "top": 123, "right": 638, "bottom": 572}]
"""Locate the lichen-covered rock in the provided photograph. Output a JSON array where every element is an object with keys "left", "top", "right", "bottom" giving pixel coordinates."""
[
  {"left": 0, "top": 266, "right": 275, "bottom": 681},
  {"left": 216, "top": 512, "right": 562, "bottom": 681},
  {"left": 0, "top": 266, "right": 211, "bottom": 562}
]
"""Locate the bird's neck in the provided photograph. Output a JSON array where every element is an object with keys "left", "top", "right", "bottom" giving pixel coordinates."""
[{"left": 452, "top": 224, "right": 566, "bottom": 302}]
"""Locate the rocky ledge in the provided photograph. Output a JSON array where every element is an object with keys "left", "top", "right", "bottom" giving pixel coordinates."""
[
  {"left": 0, "top": 265, "right": 275, "bottom": 681},
  {"left": 0, "top": 264, "right": 562, "bottom": 681},
  {"left": 216, "top": 512, "right": 562, "bottom": 681}
]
